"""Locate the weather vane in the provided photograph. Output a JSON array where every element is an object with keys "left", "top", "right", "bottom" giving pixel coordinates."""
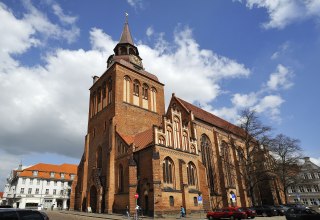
[{"left": 125, "top": 12, "right": 129, "bottom": 23}]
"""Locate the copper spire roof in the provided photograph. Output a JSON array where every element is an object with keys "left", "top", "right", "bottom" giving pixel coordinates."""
[{"left": 119, "top": 19, "right": 134, "bottom": 45}]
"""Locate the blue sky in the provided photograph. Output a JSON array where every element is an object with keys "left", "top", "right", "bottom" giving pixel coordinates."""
[{"left": 1, "top": 0, "right": 320, "bottom": 190}]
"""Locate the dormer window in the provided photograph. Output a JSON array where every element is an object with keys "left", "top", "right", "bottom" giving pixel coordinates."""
[
  {"left": 50, "top": 172, "right": 55, "bottom": 178},
  {"left": 33, "top": 171, "right": 38, "bottom": 177},
  {"left": 70, "top": 174, "right": 75, "bottom": 180},
  {"left": 60, "top": 173, "right": 65, "bottom": 179}
]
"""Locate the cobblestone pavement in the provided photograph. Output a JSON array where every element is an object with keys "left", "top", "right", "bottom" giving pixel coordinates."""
[{"left": 46, "top": 211, "right": 286, "bottom": 220}]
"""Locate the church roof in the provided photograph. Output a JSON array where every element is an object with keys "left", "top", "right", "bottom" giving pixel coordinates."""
[
  {"left": 175, "top": 97, "right": 246, "bottom": 137},
  {"left": 118, "top": 128, "right": 154, "bottom": 152},
  {"left": 119, "top": 21, "right": 134, "bottom": 45}
]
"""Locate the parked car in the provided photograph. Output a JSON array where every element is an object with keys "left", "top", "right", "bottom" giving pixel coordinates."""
[
  {"left": 274, "top": 205, "right": 286, "bottom": 215},
  {"left": 207, "top": 207, "right": 247, "bottom": 220},
  {"left": 0, "top": 208, "right": 48, "bottom": 220},
  {"left": 240, "top": 207, "right": 256, "bottom": 218},
  {"left": 251, "top": 205, "right": 277, "bottom": 217},
  {"left": 285, "top": 207, "right": 320, "bottom": 220}
]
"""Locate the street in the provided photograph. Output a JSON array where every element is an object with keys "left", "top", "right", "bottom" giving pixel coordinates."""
[{"left": 46, "top": 211, "right": 287, "bottom": 220}]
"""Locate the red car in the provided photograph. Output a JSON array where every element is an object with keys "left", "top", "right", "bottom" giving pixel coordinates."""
[
  {"left": 240, "top": 207, "right": 256, "bottom": 219},
  {"left": 207, "top": 207, "right": 247, "bottom": 220}
]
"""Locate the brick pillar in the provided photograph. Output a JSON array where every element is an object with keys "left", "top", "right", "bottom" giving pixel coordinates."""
[
  {"left": 128, "top": 157, "right": 138, "bottom": 215},
  {"left": 69, "top": 176, "right": 78, "bottom": 210},
  {"left": 152, "top": 151, "right": 162, "bottom": 218},
  {"left": 105, "top": 122, "right": 115, "bottom": 213},
  {"left": 198, "top": 161, "right": 211, "bottom": 211},
  {"left": 179, "top": 159, "right": 190, "bottom": 214}
]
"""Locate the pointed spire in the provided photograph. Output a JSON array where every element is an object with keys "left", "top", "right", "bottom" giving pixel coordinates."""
[{"left": 119, "top": 12, "right": 134, "bottom": 45}]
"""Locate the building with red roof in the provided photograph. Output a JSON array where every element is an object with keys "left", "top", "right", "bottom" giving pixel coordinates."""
[{"left": 2, "top": 163, "right": 77, "bottom": 210}]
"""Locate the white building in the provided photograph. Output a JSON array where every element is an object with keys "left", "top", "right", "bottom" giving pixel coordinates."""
[
  {"left": 2, "top": 163, "right": 77, "bottom": 210},
  {"left": 287, "top": 157, "right": 320, "bottom": 207}
]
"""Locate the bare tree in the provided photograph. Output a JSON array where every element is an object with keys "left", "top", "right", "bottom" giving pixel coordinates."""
[
  {"left": 235, "top": 109, "right": 272, "bottom": 206},
  {"left": 268, "top": 134, "right": 302, "bottom": 204}
]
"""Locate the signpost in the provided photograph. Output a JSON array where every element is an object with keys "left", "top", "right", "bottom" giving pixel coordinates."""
[
  {"left": 134, "top": 193, "right": 139, "bottom": 220},
  {"left": 198, "top": 195, "right": 203, "bottom": 219}
]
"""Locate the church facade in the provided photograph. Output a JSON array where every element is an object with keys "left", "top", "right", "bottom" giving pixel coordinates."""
[{"left": 70, "top": 20, "right": 283, "bottom": 217}]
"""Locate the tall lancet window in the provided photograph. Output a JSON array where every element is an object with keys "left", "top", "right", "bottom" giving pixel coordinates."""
[
  {"left": 201, "top": 134, "right": 215, "bottom": 195},
  {"left": 221, "top": 141, "right": 235, "bottom": 187},
  {"left": 173, "top": 117, "right": 181, "bottom": 149},
  {"left": 187, "top": 162, "right": 197, "bottom": 187},
  {"left": 163, "top": 157, "right": 174, "bottom": 184},
  {"left": 108, "top": 78, "right": 112, "bottom": 105},
  {"left": 150, "top": 87, "right": 157, "bottom": 112},
  {"left": 123, "top": 76, "right": 131, "bottom": 102}
]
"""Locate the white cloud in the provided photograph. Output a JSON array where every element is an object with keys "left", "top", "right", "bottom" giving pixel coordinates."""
[
  {"left": 146, "top": 26, "right": 154, "bottom": 37},
  {"left": 242, "top": 0, "right": 320, "bottom": 29},
  {"left": 127, "top": 0, "right": 144, "bottom": 9},
  {"left": 22, "top": 0, "right": 79, "bottom": 44},
  {"left": 310, "top": 157, "right": 320, "bottom": 166},
  {"left": 138, "top": 26, "right": 250, "bottom": 105},
  {"left": 232, "top": 93, "right": 258, "bottom": 108},
  {"left": 253, "top": 95, "right": 284, "bottom": 121},
  {"left": 52, "top": 3, "right": 77, "bottom": 25},
  {"left": 266, "top": 64, "right": 294, "bottom": 90},
  {"left": 271, "top": 41, "right": 290, "bottom": 60}
]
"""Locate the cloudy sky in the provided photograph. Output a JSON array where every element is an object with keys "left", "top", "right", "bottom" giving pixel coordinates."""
[{"left": 1, "top": 0, "right": 320, "bottom": 190}]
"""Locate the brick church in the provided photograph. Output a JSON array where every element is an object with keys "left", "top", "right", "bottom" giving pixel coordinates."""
[{"left": 70, "top": 19, "right": 283, "bottom": 217}]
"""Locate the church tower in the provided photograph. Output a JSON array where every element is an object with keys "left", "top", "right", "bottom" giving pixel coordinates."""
[{"left": 72, "top": 17, "right": 165, "bottom": 214}]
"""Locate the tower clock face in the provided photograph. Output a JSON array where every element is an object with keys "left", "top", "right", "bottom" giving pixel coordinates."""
[{"left": 130, "top": 55, "right": 142, "bottom": 67}]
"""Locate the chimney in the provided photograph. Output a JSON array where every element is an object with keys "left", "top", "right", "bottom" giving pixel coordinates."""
[
  {"left": 304, "top": 157, "right": 310, "bottom": 162},
  {"left": 92, "top": 75, "right": 99, "bottom": 84}
]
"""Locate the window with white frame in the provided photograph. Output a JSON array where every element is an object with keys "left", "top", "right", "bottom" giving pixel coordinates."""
[
  {"left": 53, "top": 189, "right": 56, "bottom": 195},
  {"left": 20, "top": 188, "right": 24, "bottom": 194},
  {"left": 33, "top": 171, "right": 38, "bottom": 177},
  {"left": 299, "top": 186, "right": 305, "bottom": 192},
  {"left": 30, "top": 178, "right": 33, "bottom": 185},
  {"left": 37, "top": 179, "right": 40, "bottom": 185},
  {"left": 35, "top": 188, "right": 39, "bottom": 194},
  {"left": 45, "top": 189, "right": 49, "bottom": 195},
  {"left": 60, "top": 173, "right": 65, "bottom": 179},
  {"left": 54, "top": 181, "right": 57, "bottom": 186},
  {"left": 28, "top": 188, "right": 32, "bottom": 194},
  {"left": 50, "top": 172, "right": 55, "bottom": 178},
  {"left": 22, "top": 178, "right": 26, "bottom": 184}
]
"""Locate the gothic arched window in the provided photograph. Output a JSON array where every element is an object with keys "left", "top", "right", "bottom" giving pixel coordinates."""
[
  {"left": 158, "top": 135, "right": 165, "bottom": 145},
  {"left": 201, "top": 134, "right": 215, "bottom": 195},
  {"left": 187, "top": 162, "right": 197, "bottom": 187},
  {"left": 123, "top": 76, "right": 131, "bottom": 102},
  {"left": 150, "top": 87, "right": 157, "bottom": 112},
  {"left": 221, "top": 141, "right": 235, "bottom": 187},
  {"left": 163, "top": 157, "right": 174, "bottom": 184},
  {"left": 107, "top": 78, "right": 112, "bottom": 105},
  {"left": 133, "top": 80, "right": 140, "bottom": 96},
  {"left": 142, "top": 83, "right": 149, "bottom": 100},
  {"left": 173, "top": 117, "right": 181, "bottom": 149},
  {"left": 166, "top": 126, "right": 173, "bottom": 147},
  {"left": 182, "top": 131, "right": 189, "bottom": 151}
]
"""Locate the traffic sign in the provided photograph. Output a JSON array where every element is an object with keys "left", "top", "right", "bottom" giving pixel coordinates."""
[
  {"left": 134, "top": 193, "right": 139, "bottom": 199},
  {"left": 198, "top": 196, "right": 203, "bottom": 204}
]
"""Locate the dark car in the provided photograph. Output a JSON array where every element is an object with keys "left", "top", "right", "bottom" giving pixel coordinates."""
[
  {"left": 252, "top": 205, "right": 277, "bottom": 217},
  {"left": 285, "top": 207, "right": 320, "bottom": 220},
  {"left": 240, "top": 207, "right": 256, "bottom": 218},
  {"left": 207, "top": 207, "right": 247, "bottom": 220},
  {"left": 274, "top": 205, "right": 286, "bottom": 216},
  {"left": 0, "top": 208, "right": 47, "bottom": 220}
]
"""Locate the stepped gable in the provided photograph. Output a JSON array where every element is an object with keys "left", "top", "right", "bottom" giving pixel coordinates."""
[{"left": 176, "top": 97, "right": 246, "bottom": 137}]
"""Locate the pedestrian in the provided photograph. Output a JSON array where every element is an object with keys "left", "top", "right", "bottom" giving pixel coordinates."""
[{"left": 180, "top": 206, "right": 185, "bottom": 218}]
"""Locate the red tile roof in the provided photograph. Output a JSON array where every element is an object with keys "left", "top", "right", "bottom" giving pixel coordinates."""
[
  {"left": 18, "top": 163, "right": 77, "bottom": 181},
  {"left": 176, "top": 97, "right": 246, "bottom": 137},
  {"left": 118, "top": 128, "right": 154, "bottom": 152},
  {"left": 0, "top": 192, "right": 3, "bottom": 198}
]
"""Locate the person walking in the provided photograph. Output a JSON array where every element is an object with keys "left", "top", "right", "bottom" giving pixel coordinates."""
[{"left": 180, "top": 206, "right": 186, "bottom": 218}]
